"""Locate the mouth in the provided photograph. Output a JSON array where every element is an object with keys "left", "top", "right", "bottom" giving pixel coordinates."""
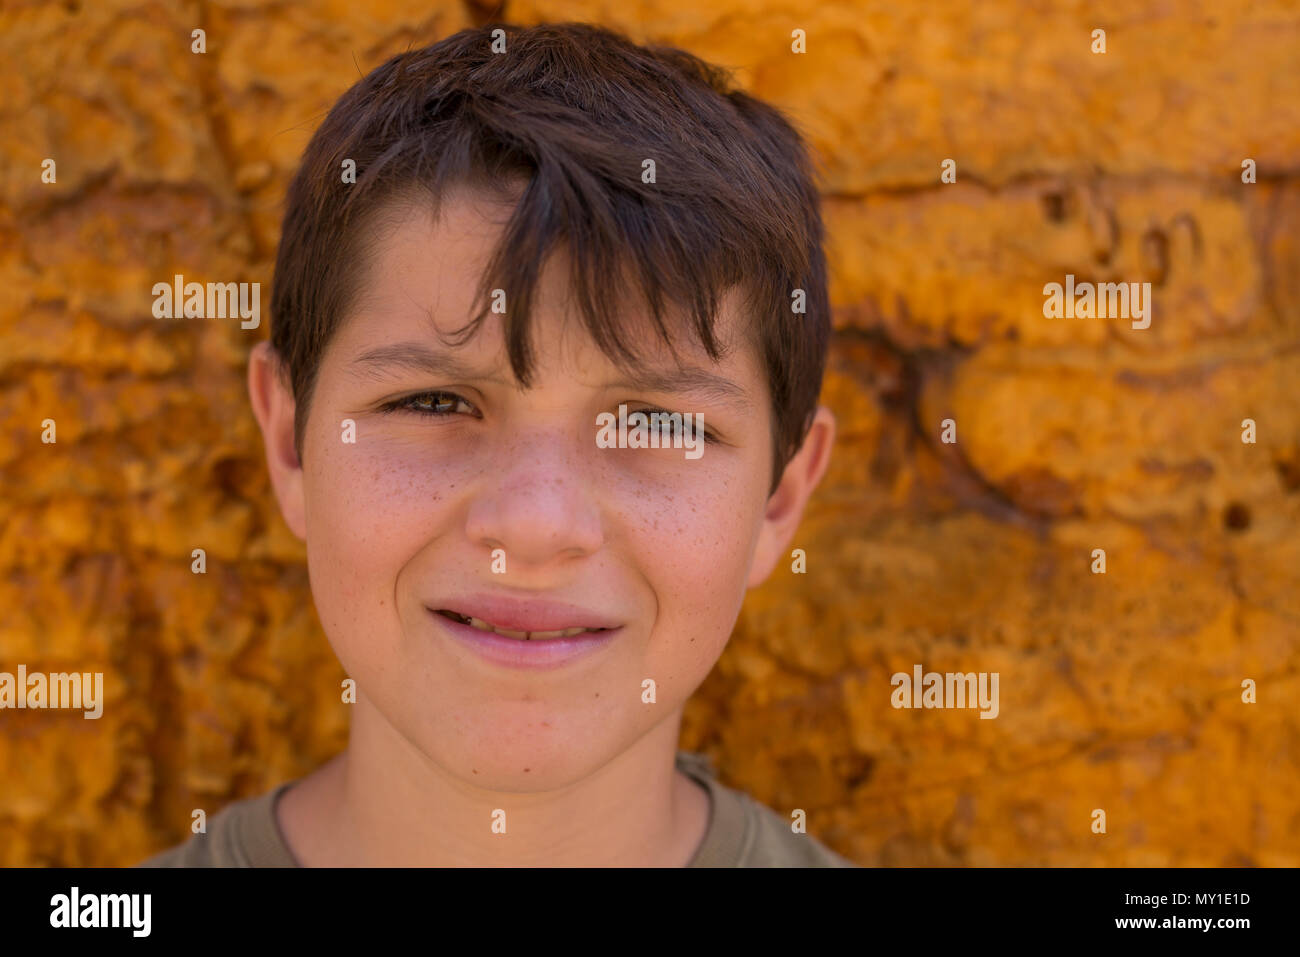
[{"left": 433, "top": 609, "right": 614, "bottom": 641}]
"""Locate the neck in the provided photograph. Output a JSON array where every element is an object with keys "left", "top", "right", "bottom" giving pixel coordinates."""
[{"left": 282, "top": 693, "right": 709, "bottom": 866}]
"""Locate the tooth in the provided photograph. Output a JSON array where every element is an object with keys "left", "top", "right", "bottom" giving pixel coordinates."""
[{"left": 455, "top": 615, "right": 601, "bottom": 640}]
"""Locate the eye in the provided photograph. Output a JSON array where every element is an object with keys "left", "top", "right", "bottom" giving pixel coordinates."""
[
  {"left": 634, "top": 406, "right": 720, "bottom": 444},
  {"left": 378, "top": 391, "right": 480, "bottom": 417}
]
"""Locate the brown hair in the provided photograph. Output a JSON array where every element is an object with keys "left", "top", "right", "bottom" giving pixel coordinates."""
[{"left": 269, "top": 21, "right": 829, "bottom": 491}]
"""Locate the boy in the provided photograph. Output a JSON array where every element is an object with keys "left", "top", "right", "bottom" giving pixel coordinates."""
[{"left": 142, "top": 21, "right": 849, "bottom": 867}]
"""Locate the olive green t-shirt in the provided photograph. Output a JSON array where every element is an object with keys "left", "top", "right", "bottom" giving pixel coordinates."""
[{"left": 138, "top": 750, "right": 856, "bottom": 868}]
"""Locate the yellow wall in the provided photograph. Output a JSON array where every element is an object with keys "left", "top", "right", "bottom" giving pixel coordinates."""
[{"left": 1, "top": 0, "right": 1297, "bottom": 866}]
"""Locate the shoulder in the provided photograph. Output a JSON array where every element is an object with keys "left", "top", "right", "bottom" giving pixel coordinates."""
[
  {"left": 676, "top": 751, "right": 859, "bottom": 868},
  {"left": 135, "top": 783, "right": 298, "bottom": 868},
  {"left": 735, "top": 789, "right": 859, "bottom": 867}
]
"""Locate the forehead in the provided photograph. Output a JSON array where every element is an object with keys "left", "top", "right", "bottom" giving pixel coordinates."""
[{"left": 333, "top": 186, "right": 763, "bottom": 388}]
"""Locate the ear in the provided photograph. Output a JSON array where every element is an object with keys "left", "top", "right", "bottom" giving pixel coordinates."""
[
  {"left": 248, "top": 341, "right": 307, "bottom": 541},
  {"left": 747, "top": 405, "right": 836, "bottom": 588}
]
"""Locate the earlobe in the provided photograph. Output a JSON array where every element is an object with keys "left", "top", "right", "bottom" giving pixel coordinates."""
[
  {"left": 247, "top": 341, "right": 307, "bottom": 541},
  {"left": 746, "top": 406, "right": 836, "bottom": 588}
]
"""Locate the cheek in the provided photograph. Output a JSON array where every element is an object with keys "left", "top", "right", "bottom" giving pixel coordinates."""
[
  {"left": 626, "top": 464, "right": 763, "bottom": 668},
  {"left": 300, "top": 426, "right": 478, "bottom": 651}
]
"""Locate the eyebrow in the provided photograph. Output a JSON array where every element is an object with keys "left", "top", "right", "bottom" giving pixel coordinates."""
[
  {"left": 346, "top": 342, "right": 508, "bottom": 384},
  {"left": 347, "top": 341, "right": 749, "bottom": 408},
  {"left": 602, "top": 367, "right": 749, "bottom": 409}
]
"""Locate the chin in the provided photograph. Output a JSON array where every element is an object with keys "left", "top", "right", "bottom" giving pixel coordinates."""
[{"left": 409, "top": 709, "right": 622, "bottom": 793}]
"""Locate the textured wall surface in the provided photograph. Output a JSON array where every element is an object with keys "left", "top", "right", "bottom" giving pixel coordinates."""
[{"left": 1, "top": 0, "right": 1297, "bottom": 866}]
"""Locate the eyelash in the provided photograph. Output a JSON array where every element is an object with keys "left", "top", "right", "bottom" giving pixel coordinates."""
[
  {"left": 378, "top": 391, "right": 480, "bottom": 417},
  {"left": 637, "top": 408, "right": 720, "bottom": 444},
  {"left": 377, "top": 393, "right": 720, "bottom": 444}
]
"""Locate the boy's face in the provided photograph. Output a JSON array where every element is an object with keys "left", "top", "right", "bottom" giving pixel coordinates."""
[{"left": 250, "top": 185, "right": 833, "bottom": 789}]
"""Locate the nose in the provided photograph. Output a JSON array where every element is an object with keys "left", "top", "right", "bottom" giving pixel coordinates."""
[{"left": 464, "top": 429, "right": 604, "bottom": 567}]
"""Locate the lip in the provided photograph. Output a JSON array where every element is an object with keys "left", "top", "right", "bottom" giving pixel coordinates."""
[
  {"left": 427, "top": 593, "right": 624, "bottom": 634},
  {"left": 429, "top": 608, "right": 620, "bottom": 670}
]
